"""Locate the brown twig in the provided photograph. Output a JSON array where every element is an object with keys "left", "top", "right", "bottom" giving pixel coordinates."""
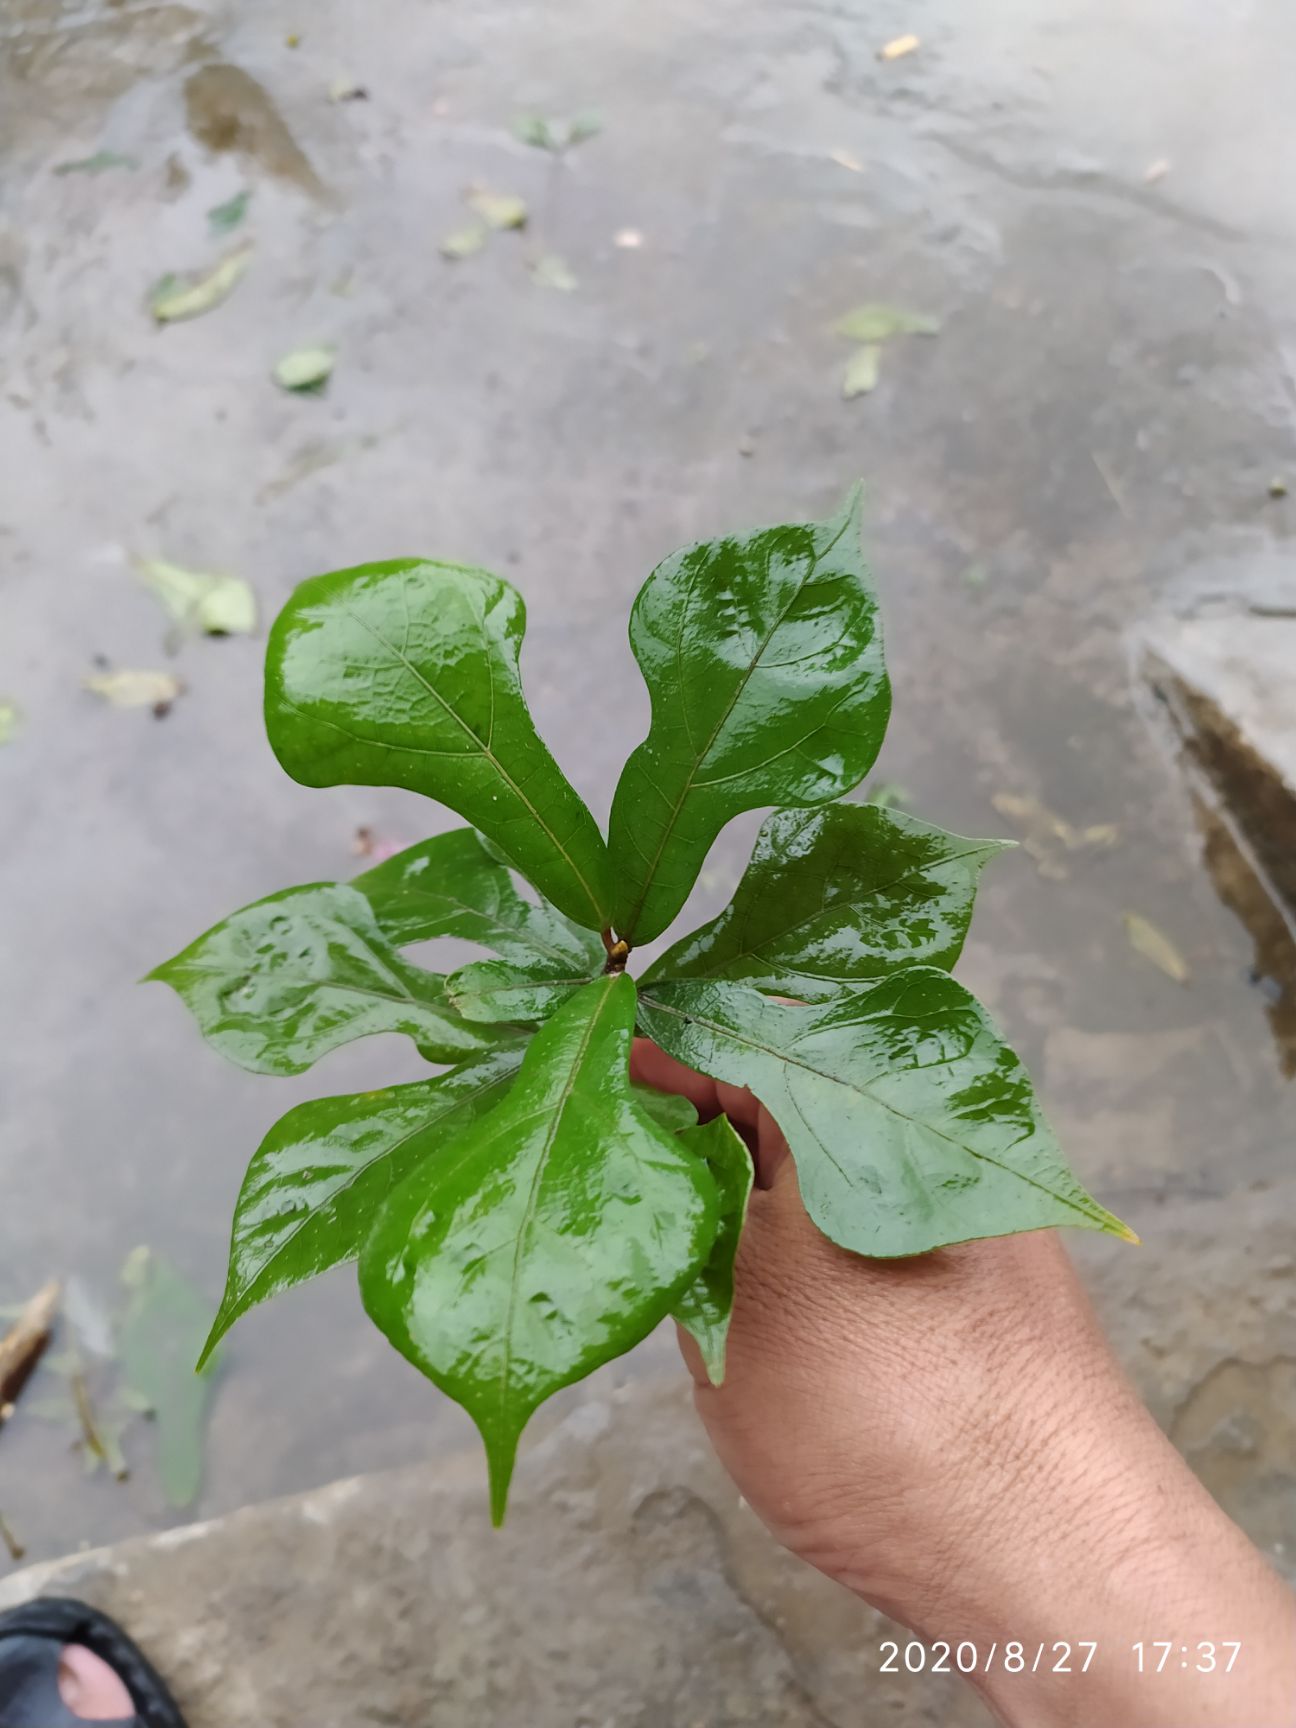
[
  {"left": 0, "top": 1280, "right": 60, "bottom": 1428},
  {"left": 0, "top": 1509, "right": 25, "bottom": 1562}
]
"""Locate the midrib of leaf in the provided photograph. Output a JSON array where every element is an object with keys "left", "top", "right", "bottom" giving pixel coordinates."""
[
  {"left": 240, "top": 1062, "right": 521, "bottom": 1294},
  {"left": 498, "top": 977, "right": 614, "bottom": 1423},
  {"left": 343, "top": 603, "right": 607, "bottom": 928},
  {"left": 384, "top": 883, "right": 584, "bottom": 968},
  {"left": 639, "top": 990, "right": 1111, "bottom": 1224},
  {"left": 675, "top": 844, "right": 998, "bottom": 982},
  {"left": 620, "top": 512, "right": 854, "bottom": 940}
]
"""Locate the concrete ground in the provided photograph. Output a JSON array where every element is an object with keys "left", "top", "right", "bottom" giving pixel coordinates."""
[{"left": 1, "top": 0, "right": 1294, "bottom": 1660}]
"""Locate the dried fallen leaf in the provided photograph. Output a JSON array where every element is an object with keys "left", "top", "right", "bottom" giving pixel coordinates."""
[
  {"left": 834, "top": 302, "right": 941, "bottom": 342},
  {"left": 843, "top": 343, "right": 882, "bottom": 398},
  {"left": 139, "top": 560, "right": 257, "bottom": 639},
  {"left": 0, "top": 700, "right": 20, "bottom": 745},
  {"left": 828, "top": 147, "right": 865, "bottom": 173},
  {"left": 84, "top": 669, "right": 184, "bottom": 713},
  {"left": 992, "top": 792, "right": 1118, "bottom": 879},
  {"left": 273, "top": 346, "right": 336, "bottom": 392},
  {"left": 54, "top": 150, "right": 138, "bottom": 176},
  {"left": 879, "top": 33, "right": 920, "bottom": 60},
  {"left": 1123, "top": 911, "right": 1191, "bottom": 984},
  {"left": 440, "top": 223, "right": 487, "bottom": 260},
  {"left": 1144, "top": 158, "right": 1171, "bottom": 184},
  {"left": 151, "top": 247, "right": 252, "bottom": 323},
  {"left": 531, "top": 252, "right": 578, "bottom": 292},
  {"left": 207, "top": 188, "right": 251, "bottom": 235},
  {"left": 466, "top": 188, "right": 527, "bottom": 230},
  {"left": 0, "top": 1281, "right": 60, "bottom": 1417},
  {"left": 0, "top": 1510, "right": 23, "bottom": 1562}
]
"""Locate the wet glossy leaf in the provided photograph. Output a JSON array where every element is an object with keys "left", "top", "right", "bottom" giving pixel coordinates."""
[
  {"left": 353, "top": 829, "right": 603, "bottom": 971},
  {"left": 638, "top": 972, "right": 1133, "bottom": 1258},
  {"left": 447, "top": 957, "right": 589, "bottom": 1024},
  {"left": 200, "top": 1043, "right": 529, "bottom": 1365},
  {"left": 266, "top": 560, "right": 614, "bottom": 930},
  {"left": 359, "top": 974, "right": 718, "bottom": 1522},
  {"left": 607, "top": 493, "right": 891, "bottom": 943},
  {"left": 671, "top": 1115, "right": 753, "bottom": 1385},
  {"left": 648, "top": 805, "right": 1007, "bottom": 1001},
  {"left": 119, "top": 1250, "right": 218, "bottom": 1508},
  {"left": 151, "top": 247, "right": 252, "bottom": 322},
  {"left": 631, "top": 1086, "right": 699, "bottom": 1134},
  {"left": 147, "top": 883, "right": 502, "bottom": 1076}
]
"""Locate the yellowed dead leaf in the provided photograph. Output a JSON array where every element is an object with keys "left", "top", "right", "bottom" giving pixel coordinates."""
[
  {"left": 1122, "top": 912, "right": 1191, "bottom": 985},
  {"left": 85, "top": 669, "right": 184, "bottom": 712},
  {"left": 879, "top": 33, "right": 920, "bottom": 61},
  {"left": 992, "top": 792, "right": 1119, "bottom": 879}
]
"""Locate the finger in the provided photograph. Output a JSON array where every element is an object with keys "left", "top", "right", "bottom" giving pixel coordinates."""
[
  {"left": 674, "top": 1319, "right": 711, "bottom": 1391},
  {"left": 753, "top": 1101, "right": 791, "bottom": 1187},
  {"left": 630, "top": 1037, "right": 722, "bottom": 1117}
]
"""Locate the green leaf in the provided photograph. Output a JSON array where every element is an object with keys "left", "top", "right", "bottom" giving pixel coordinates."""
[
  {"left": 265, "top": 559, "right": 615, "bottom": 931},
  {"left": 207, "top": 188, "right": 252, "bottom": 233},
  {"left": 353, "top": 829, "right": 603, "bottom": 971},
  {"left": 466, "top": 188, "right": 528, "bottom": 230},
  {"left": 607, "top": 492, "right": 891, "bottom": 943},
  {"left": 638, "top": 972, "right": 1134, "bottom": 1258},
  {"left": 359, "top": 974, "right": 719, "bottom": 1523},
  {"left": 118, "top": 1250, "right": 218, "bottom": 1509},
  {"left": 54, "top": 149, "right": 139, "bottom": 175},
  {"left": 440, "top": 224, "right": 487, "bottom": 260},
  {"left": 147, "top": 883, "right": 503, "bottom": 1075},
  {"left": 138, "top": 560, "right": 257, "bottom": 638},
  {"left": 842, "top": 344, "right": 881, "bottom": 398},
  {"left": 648, "top": 804, "right": 1007, "bottom": 1001},
  {"left": 273, "top": 346, "right": 335, "bottom": 392},
  {"left": 151, "top": 247, "right": 252, "bottom": 322},
  {"left": 199, "top": 1043, "right": 529, "bottom": 1366},
  {"left": 833, "top": 303, "right": 941, "bottom": 342},
  {"left": 671, "top": 1115, "right": 753, "bottom": 1385},
  {"left": 447, "top": 958, "right": 589, "bottom": 1024},
  {"left": 630, "top": 1085, "right": 699, "bottom": 1134}
]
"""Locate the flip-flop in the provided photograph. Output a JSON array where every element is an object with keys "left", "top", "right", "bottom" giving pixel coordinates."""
[{"left": 0, "top": 1598, "right": 186, "bottom": 1727}]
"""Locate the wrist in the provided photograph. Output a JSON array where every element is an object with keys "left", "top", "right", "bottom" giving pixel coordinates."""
[{"left": 856, "top": 1385, "right": 1296, "bottom": 1728}]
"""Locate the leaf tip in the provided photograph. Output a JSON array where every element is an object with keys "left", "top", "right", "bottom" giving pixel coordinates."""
[{"left": 486, "top": 1436, "right": 518, "bottom": 1528}]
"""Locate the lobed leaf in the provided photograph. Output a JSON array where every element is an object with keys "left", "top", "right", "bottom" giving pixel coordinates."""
[
  {"left": 199, "top": 1042, "right": 530, "bottom": 1366},
  {"left": 671, "top": 1115, "right": 754, "bottom": 1385},
  {"left": 265, "top": 560, "right": 614, "bottom": 930},
  {"left": 354, "top": 829, "right": 604, "bottom": 972},
  {"left": 359, "top": 974, "right": 719, "bottom": 1523},
  {"left": 607, "top": 493, "right": 891, "bottom": 944},
  {"left": 146, "top": 883, "right": 502, "bottom": 1076},
  {"left": 446, "top": 957, "right": 590, "bottom": 1025},
  {"left": 648, "top": 804, "right": 1008, "bottom": 1000},
  {"left": 638, "top": 972, "right": 1133, "bottom": 1258}
]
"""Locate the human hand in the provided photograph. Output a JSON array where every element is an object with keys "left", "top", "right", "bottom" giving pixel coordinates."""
[{"left": 632, "top": 1038, "right": 1296, "bottom": 1728}]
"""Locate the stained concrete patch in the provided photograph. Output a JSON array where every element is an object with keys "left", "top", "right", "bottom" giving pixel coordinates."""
[{"left": 0, "top": 1383, "right": 990, "bottom": 1728}]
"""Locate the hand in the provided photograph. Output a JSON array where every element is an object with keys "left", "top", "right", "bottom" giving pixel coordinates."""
[{"left": 632, "top": 1038, "right": 1296, "bottom": 1728}]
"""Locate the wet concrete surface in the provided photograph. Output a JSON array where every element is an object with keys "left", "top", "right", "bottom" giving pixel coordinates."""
[{"left": 1, "top": 0, "right": 1294, "bottom": 1570}]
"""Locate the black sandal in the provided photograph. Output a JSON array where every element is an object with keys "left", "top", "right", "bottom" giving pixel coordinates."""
[{"left": 0, "top": 1599, "right": 186, "bottom": 1727}]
